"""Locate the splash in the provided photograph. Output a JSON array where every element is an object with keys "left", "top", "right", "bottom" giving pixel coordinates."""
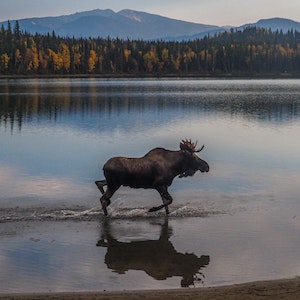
[{"left": 0, "top": 204, "right": 223, "bottom": 223}]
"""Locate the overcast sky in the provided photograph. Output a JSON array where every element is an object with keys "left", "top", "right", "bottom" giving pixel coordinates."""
[{"left": 1, "top": 0, "right": 299, "bottom": 26}]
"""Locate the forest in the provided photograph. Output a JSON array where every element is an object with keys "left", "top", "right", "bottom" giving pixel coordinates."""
[{"left": 1, "top": 20, "right": 300, "bottom": 76}]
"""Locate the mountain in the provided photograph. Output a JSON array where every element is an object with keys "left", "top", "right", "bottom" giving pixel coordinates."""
[
  {"left": 170, "top": 18, "right": 300, "bottom": 41},
  {"left": 1, "top": 10, "right": 300, "bottom": 41},
  {"left": 1, "top": 9, "right": 222, "bottom": 40},
  {"left": 0, "top": 9, "right": 221, "bottom": 40},
  {"left": 238, "top": 17, "right": 300, "bottom": 33}
]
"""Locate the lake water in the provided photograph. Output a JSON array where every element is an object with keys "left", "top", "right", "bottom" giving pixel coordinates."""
[{"left": 0, "top": 78, "right": 300, "bottom": 293}]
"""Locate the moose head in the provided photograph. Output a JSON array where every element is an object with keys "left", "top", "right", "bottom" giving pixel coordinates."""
[{"left": 179, "top": 139, "right": 209, "bottom": 177}]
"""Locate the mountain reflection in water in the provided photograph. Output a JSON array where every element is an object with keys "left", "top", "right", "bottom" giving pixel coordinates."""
[{"left": 97, "top": 218, "right": 210, "bottom": 287}]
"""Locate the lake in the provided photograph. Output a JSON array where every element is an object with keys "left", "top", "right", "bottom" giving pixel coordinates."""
[{"left": 0, "top": 78, "right": 300, "bottom": 293}]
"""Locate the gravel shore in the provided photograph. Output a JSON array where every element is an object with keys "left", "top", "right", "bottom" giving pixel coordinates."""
[{"left": 1, "top": 278, "right": 300, "bottom": 300}]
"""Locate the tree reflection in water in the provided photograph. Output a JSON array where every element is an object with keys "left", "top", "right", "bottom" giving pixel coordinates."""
[{"left": 97, "top": 218, "right": 210, "bottom": 287}]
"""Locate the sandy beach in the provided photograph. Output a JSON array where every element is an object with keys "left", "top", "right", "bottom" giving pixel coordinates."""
[{"left": 1, "top": 278, "right": 299, "bottom": 300}]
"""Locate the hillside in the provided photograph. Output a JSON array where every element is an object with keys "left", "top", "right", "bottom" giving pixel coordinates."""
[
  {"left": 0, "top": 9, "right": 222, "bottom": 40},
  {"left": 1, "top": 24, "right": 300, "bottom": 76}
]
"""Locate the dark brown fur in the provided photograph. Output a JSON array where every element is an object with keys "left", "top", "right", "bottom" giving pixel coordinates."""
[{"left": 95, "top": 140, "right": 209, "bottom": 216}]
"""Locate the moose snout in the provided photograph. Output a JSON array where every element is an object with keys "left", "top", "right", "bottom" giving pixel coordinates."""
[{"left": 199, "top": 161, "right": 209, "bottom": 173}]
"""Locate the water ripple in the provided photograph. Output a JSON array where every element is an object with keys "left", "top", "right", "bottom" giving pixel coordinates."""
[{"left": 0, "top": 205, "right": 223, "bottom": 222}]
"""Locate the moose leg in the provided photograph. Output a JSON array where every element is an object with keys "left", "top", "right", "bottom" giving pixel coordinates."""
[
  {"left": 95, "top": 180, "right": 107, "bottom": 195},
  {"left": 149, "top": 186, "right": 173, "bottom": 214},
  {"left": 100, "top": 185, "right": 119, "bottom": 216}
]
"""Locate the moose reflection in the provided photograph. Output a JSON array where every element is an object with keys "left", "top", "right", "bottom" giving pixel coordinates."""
[{"left": 97, "top": 219, "right": 210, "bottom": 287}]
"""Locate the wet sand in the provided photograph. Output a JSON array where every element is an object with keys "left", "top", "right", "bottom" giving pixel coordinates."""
[{"left": 1, "top": 278, "right": 300, "bottom": 300}]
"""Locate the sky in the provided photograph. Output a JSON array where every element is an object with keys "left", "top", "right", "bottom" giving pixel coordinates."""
[{"left": 0, "top": 0, "right": 300, "bottom": 26}]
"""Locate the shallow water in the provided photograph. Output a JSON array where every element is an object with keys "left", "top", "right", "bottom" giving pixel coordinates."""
[{"left": 0, "top": 78, "right": 300, "bottom": 292}]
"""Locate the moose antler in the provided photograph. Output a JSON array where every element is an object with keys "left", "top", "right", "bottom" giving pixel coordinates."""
[{"left": 180, "top": 139, "right": 204, "bottom": 153}]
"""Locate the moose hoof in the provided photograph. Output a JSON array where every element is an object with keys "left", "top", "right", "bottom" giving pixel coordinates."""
[
  {"left": 148, "top": 207, "right": 157, "bottom": 212},
  {"left": 102, "top": 207, "right": 108, "bottom": 216}
]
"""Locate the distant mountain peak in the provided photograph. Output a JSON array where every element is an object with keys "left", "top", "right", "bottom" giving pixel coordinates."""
[
  {"left": 258, "top": 17, "right": 293, "bottom": 22},
  {"left": 1, "top": 10, "right": 300, "bottom": 41},
  {"left": 72, "top": 9, "right": 115, "bottom": 17},
  {"left": 118, "top": 9, "right": 143, "bottom": 22}
]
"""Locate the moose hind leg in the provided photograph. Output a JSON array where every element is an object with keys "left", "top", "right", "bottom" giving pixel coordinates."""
[
  {"left": 100, "top": 185, "right": 119, "bottom": 216},
  {"left": 95, "top": 180, "right": 107, "bottom": 195}
]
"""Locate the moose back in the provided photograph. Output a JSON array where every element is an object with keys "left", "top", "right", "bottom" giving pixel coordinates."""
[{"left": 95, "top": 139, "right": 209, "bottom": 216}]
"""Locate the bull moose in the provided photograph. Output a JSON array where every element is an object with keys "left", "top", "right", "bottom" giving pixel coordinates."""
[{"left": 95, "top": 139, "right": 209, "bottom": 216}]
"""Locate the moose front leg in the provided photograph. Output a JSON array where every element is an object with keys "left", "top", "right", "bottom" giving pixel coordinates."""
[{"left": 149, "top": 186, "right": 173, "bottom": 215}]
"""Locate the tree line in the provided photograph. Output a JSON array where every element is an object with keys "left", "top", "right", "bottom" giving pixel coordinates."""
[{"left": 1, "top": 21, "right": 300, "bottom": 76}]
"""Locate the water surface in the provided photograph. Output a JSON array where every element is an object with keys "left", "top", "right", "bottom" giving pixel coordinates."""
[{"left": 0, "top": 78, "right": 300, "bottom": 292}]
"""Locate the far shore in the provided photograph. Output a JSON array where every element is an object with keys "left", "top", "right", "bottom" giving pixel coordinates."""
[
  {"left": 1, "top": 277, "right": 300, "bottom": 300},
  {"left": 1, "top": 72, "right": 300, "bottom": 80}
]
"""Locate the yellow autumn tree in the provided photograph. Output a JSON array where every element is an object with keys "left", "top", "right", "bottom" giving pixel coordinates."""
[
  {"left": 124, "top": 49, "right": 131, "bottom": 63},
  {"left": 24, "top": 48, "right": 39, "bottom": 71},
  {"left": 48, "top": 49, "right": 63, "bottom": 72},
  {"left": 71, "top": 45, "right": 81, "bottom": 72},
  {"left": 161, "top": 48, "right": 169, "bottom": 70},
  {"left": 14, "top": 49, "right": 22, "bottom": 71},
  {"left": 162, "top": 48, "right": 169, "bottom": 62},
  {"left": 0, "top": 53, "right": 10, "bottom": 71},
  {"left": 38, "top": 50, "right": 48, "bottom": 71},
  {"left": 143, "top": 48, "right": 159, "bottom": 72},
  {"left": 24, "top": 37, "right": 39, "bottom": 72},
  {"left": 88, "top": 50, "right": 98, "bottom": 73},
  {"left": 98, "top": 54, "right": 104, "bottom": 73},
  {"left": 170, "top": 53, "right": 180, "bottom": 72},
  {"left": 183, "top": 47, "right": 195, "bottom": 72},
  {"left": 59, "top": 43, "right": 71, "bottom": 73}
]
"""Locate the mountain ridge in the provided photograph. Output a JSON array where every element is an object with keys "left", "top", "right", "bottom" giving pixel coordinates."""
[
  {"left": 1, "top": 9, "right": 300, "bottom": 40},
  {"left": 239, "top": 17, "right": 300, "bottom": 32}
]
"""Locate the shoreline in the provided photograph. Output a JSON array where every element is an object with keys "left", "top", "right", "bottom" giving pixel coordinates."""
[
  {"left": 1, "top": 73, "right": 300, "bottom": 80},
  {"left": 1, "top": 278, "right": 300, "bottom": 300}
]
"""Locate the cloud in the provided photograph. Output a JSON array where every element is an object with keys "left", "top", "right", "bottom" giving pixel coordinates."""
[{"left": 0, "top": 164, "right": 94, "bottom": 203}]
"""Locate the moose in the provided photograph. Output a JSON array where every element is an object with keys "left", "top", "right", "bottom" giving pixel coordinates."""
[{"left": 95, "top": 139, "right": 209, "bottom": 216}]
